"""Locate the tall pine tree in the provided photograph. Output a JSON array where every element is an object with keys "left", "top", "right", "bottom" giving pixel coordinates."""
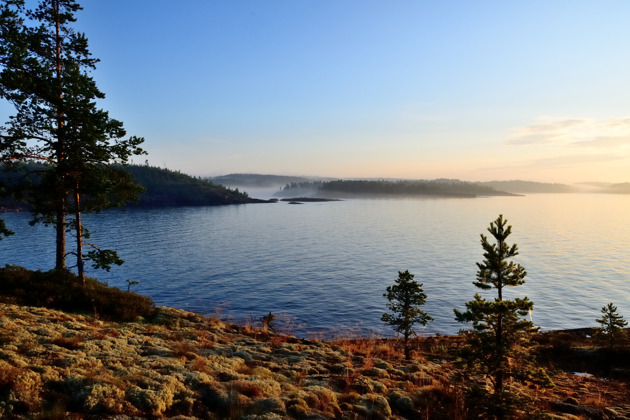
[
  {"left": 0, "top": 0, "right": 145, "bottom": 280},
  {"left": 454, "top": 215, "right": 552, "bottom": 419}
]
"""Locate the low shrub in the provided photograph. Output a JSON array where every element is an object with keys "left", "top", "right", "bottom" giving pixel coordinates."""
[{"left": 0, "top": 265, "right": 154, "bottom": 322}]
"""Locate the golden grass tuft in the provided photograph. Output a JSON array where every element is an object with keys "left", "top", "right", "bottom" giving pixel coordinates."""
[{"left": 51, "top": 334, "right": 84, "bottom": 350}]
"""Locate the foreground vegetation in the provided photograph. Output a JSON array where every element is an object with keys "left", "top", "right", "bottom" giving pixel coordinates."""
[
  {"left": 0, "top": 266, "right": 628, "bottom": 419},
  {"left": 0, "top": 266, "right": 155, "bottom": 323}
]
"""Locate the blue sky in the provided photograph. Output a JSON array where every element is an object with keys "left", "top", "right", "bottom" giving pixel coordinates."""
[{"left": 6, "top": 1, "right": 630, "bottom": 182}]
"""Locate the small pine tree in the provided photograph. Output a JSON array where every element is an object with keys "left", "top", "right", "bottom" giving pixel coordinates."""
[
  {"left": 596, "top": 302, "right": 628, "bottom": 348},
  {"left": 454, "top": 215, "right": 552, "bottom": 419},
  {"left": 126, "top": 279, "right": 140, "bottom": 292},
  {"left": 382, "top": 270, "right": 433, "bottom": 360}
]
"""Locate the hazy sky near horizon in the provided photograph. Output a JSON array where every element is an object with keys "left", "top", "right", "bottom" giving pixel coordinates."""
[{"left": 5, "top": 1, "right": 630, "bottom": 183}]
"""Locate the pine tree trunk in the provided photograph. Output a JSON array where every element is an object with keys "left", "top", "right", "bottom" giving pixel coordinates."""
[
  {"left": 495, "top": 234, "right": 504, "bottom": 395},
  {"left": 495, "top": 313, "right": 503, "bottom": 395},
  {"left": 53, "top": 0, "right": 66, "bottom": 271},
  {"left": 55, "top": 199, "right": 65, "bottom": 270},
  {"left": 74, "top": 182, "right": 84, "bottom": 284}
]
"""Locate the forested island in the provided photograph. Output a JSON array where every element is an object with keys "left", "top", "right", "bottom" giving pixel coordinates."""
[
  {"left": 275, "top": 179, "right": 519, "bottom": 198},
  {"left": 209, "top": 173, "right": 327, "bottom": 189},
  {"left": 5, "top": 165, "right": 626, "bottom": 214},
  {"left": 610, "top": 182, "right": 630, "bottom": 194},
  {"left": 477, "top": 180, "right": 576, "bottom": 193},
  {"left": 212, "top": 174, "right": 630, "bottom": 196}
]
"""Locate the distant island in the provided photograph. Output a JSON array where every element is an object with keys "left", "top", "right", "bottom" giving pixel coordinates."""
[
  {"left": 476, "top": 180, "right": 576, "bottom": 194},
  {"left": 209, "top": 173, "right": 330, "bottom": 189},
  {"left": 212, "top": 174, "right": 630, "bottom": 197},
  {"left": 6, "top": 166, "right": 626, "bottom": 212},
  {"left": 279, "top": 197, "right": 341, "bottom": 203},
  {"left": 275, "top": 179, "right": 519, "bottom": 198},
  {"left": 610, "top": 182, "right": 630, "bottom": 194}
]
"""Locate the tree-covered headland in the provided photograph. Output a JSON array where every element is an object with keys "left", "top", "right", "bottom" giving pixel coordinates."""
[{"left": 124, "top": 164, "right": 254, "bottom": 207}]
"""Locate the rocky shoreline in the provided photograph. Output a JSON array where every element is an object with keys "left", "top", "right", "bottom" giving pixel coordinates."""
[{"left": 0, "top": 302, "right": 628, "bottom": 419}]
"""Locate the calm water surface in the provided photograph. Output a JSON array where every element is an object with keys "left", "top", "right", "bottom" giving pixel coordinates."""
[{"left": 1, "top": 193, "right": 629, "bottom": 338}]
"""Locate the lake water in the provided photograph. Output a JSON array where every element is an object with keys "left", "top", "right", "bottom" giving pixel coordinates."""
[{"left": 1, "top": 193, "right": 629, "bottom": 338}]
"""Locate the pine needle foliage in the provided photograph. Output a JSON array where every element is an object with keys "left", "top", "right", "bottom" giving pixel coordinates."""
[
  {"left": 596, "top": 302, "right": 628, "bottom": 349},
  {"left": 382, "top": 270, "right": 433, "bottom": 360},
  {"left": 454, "top": 215, "right": 552, "bottom": 419},
  {"left": 0, "top": 0, "right": 145, "bottom": 281}
]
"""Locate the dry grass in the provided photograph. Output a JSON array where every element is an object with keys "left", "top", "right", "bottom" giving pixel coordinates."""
[{"left": 51, "top": 334, "right": 84, "bottom": 350}]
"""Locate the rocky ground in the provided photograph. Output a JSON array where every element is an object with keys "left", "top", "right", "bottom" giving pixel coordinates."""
[{"left": 0, "top": 302, "right": 628, "bottom": 419}]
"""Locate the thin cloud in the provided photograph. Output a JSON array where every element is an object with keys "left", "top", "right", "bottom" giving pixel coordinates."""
[
  {"left": 481, "top": 153, "right": 626, "bottom": 174},
  {"left": 526, "top": 153, "right": 626, "bottom": 168},
  {"left": 506, "top": 117, "right": 630, "bottom": 149},
  {"left": 506, "top": 118, "right": 590, "bottom": 145},
  {"left": 601, "top": 118, "right": 630, "bottom": 129},
  {"left": 572, "top": 136, "right": 630, "bottom": 149}
]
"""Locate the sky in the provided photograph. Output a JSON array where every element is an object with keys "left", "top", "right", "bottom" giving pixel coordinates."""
[{"left": 5, "top": 1, "right": 630, "bottom": 183}]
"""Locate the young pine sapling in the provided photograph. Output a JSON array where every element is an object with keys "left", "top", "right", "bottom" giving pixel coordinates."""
[
  {"left": 382, "top": 270, "right": 433, "bottom": 360},
  {"left": 596, "top": 302, "right": 628, "bottom": 348}
]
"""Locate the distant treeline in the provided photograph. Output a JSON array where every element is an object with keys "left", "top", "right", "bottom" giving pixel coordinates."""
[
  {"left": 610, "top": 183, "right": 630, "bottom": 194},
  {"left": 0, "top": 163, "right": 257, "bottom": 210},
  {"left": 276, "top": 179, "right": 516, "bottom": 198},
  {"left": 209, "top": 174, "right": 318, "bottom": 189},
  {"left": 207, "top": 173, "right": 630, "bottom": 195},
  {"left": 477, "top": 180, "right": 575, "bottom": 194}
]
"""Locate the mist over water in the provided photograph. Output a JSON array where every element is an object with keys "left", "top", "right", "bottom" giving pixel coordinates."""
[{"left": 1, "top": 193, "right": 629, "bottom": 338}]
